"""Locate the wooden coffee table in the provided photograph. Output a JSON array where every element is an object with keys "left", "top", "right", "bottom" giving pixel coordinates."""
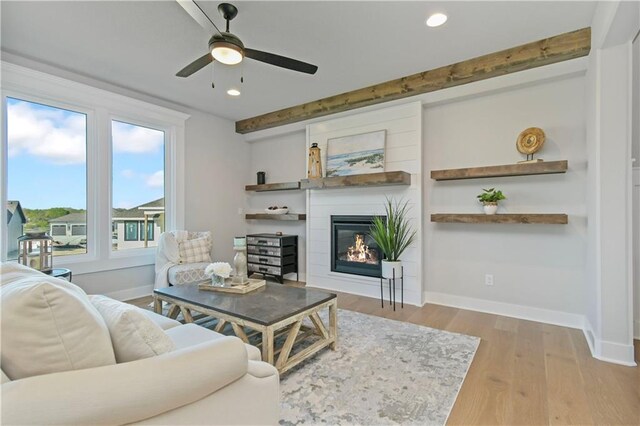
[{"left": 153, "top": 283, "right": 337, "bottom": 374}]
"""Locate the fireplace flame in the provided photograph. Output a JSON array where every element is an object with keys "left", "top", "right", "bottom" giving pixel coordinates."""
[{"left": 345, "top": 234, "right": 378, "bottom": 264}]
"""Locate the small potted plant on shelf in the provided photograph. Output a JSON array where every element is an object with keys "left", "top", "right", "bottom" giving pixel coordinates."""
[
  {"left": 369, "top": 197, "right": 417, "bottom": 280},
  {"left": 477, "top": 188, "right": 506, "bottom": 215}
]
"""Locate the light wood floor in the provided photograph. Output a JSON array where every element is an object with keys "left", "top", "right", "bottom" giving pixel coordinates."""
[{"left": 132, "top": 283, "right": 640, "bottom": 425}]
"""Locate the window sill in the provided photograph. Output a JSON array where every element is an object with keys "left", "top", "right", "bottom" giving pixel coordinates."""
[{"left": 54, "top": 250, "right": 156, "bottom": 275}]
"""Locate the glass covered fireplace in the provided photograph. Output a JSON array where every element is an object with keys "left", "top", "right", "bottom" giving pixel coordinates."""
[{"left": 331, "top": 215, "right": 383, "bottom": 278}]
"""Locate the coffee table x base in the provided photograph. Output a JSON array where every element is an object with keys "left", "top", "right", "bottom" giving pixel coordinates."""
[{"left": 154, "top": 292, "right": 337, "bottom": 374}]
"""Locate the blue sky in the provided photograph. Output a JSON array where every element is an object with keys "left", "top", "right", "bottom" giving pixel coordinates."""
[{"left": 7, "top": 98, "right": 164, "bottom": 210}]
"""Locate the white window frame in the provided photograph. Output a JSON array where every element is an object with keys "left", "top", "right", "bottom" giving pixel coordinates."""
[{"left": 1, "top": 62, "right": 188, "bottom": 274}]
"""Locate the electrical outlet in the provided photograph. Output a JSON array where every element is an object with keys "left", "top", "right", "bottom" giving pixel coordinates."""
[{"left": 485, "top": 274, "right": 494, "bottom": 286}]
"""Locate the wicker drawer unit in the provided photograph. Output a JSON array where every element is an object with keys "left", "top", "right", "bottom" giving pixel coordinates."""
[{"left": 246, "top": 233, "right": 298, "bottom": 283}]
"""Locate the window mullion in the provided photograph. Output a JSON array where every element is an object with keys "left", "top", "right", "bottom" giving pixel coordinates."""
[{"left": 92, "top": 107, "right": 111, "bottom": 261}]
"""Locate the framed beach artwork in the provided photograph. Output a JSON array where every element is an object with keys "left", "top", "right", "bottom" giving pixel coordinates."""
[{"left": 325, "top": 130, "right": 386, "bottom": 177}]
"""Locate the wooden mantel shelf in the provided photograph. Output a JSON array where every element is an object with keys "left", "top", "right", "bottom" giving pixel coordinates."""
[
  {"left": 431, "top": 213, "right": 568, "bottom": 225},
  {"left": 245, "top": 213, "right": 306, "bottom": 221},
  {"left": 300, "top": 171, "right": 411, "bottom": 190},
  {"left": 245, "top": 181, "right": 301, "bottom": 192},
  {"left": 431, "top": 160, "right": 568, "bottom": 181}
]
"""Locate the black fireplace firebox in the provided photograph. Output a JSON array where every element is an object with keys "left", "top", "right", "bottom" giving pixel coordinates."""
[{"left": 331, "top": 215, "right": 384, "bottom": 278}]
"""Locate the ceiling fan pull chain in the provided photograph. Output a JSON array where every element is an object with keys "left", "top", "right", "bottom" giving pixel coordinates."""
[
  {"left": 211, "top": 63, "right": 215, "bottom": 89},
  {"left": 241, "top": 61, "right": 244, "bottom": 84}
]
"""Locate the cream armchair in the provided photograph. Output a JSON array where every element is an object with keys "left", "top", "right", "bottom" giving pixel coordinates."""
[
  {"left": 155, "top": 231, "right": 213, "bottom": 289},
  {"left": 1, "top": 263, "right": 280, "bottom": 425}
]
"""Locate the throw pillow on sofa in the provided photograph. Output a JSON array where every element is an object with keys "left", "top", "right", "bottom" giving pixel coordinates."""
[
  {"left": 178, "top": 236, "right": 211, "bottom": 264},
  {"left": 0, "top": 279, "right": 116, "bottom": 380},
  {"left": 89, "top": 295, "right": 175, "bottom": 363}
]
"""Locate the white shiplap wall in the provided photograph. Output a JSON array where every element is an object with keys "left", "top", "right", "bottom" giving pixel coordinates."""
[{"left": 305, "top": 102, "right": 423, "bottom": 305}]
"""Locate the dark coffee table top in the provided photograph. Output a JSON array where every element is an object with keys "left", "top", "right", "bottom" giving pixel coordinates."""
[{"left": 154, "top": 283, "right": 336, "bottom": 326}]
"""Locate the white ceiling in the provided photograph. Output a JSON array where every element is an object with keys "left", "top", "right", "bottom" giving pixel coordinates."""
[{"left": 1, "top": 1, "right": 596, "bottom": 122}]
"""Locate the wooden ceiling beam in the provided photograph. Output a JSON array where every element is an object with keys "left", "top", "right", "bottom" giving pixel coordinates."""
[{"left": 235, "top": 27, "right": 591, "bottom": 134}]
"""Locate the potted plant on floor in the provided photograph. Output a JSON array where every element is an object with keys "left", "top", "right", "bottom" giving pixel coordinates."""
[
  {"left": 369, "top": 198, "right": 417, "bottom": 279},
  {"left": 477, "top": 188, "right": 506, "bottom": 215}
]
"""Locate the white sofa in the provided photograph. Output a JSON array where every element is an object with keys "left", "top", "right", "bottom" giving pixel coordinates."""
[{"left": 0, "top": 263, "right": 280, "bottom": 425}]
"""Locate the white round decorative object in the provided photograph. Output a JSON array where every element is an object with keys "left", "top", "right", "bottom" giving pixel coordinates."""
[
  {"left": 483, "top": 204, "right": 498, "bottom": 215},
  {"left": 381, "top": 260, "right": 402, "bottom": 279},
  {"left": 264, "top": 208, "right": 289, "bottom": 215}
]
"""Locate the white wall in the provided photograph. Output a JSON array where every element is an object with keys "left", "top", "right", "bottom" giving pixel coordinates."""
[
  {"left": 423, "top": 75, "right": 587, "bottom": 327},
  {"left": 583, "top": 0, "right": 638, "bottom": 365},
  {"left": 246, "top": 131, "right": 307, "bottom": 281},
  {"left": 633, "top": 35, "right": 639, "bottom": 339},
  {"left": 184, "top": 110, "right": 248, "bottom": 265},
  {"left": 306, "top": 102, "right": 423, "bottom": 305}
]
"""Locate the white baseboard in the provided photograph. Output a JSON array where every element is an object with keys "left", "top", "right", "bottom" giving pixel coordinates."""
[
  {"left": 423, "top": 291, "right": 584, "bottom": 329},
  {"left": 583, "top": 318, "right": 637, "bottom": 366},
  {"left": 310, "top": 279, "right": 422, "bottom": 307},
  {"left": 104, "top": 284, "right": 153, "bottom": 302},
  {"left": 424, "top": 292, "right": 637, "bottom": 366}
]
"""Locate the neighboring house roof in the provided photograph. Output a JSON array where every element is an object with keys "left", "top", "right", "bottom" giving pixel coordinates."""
[
  {"left": 113, "top": 198, "right": 164, "bottom": 221},
  {"left": 49, "top": 213, "right": 87, "bottom": 224},
  {"left": 137, "top": 198, "right": 164, "bottom": 209},
  {"left": 7, "top": 201, "right": 27, "bottom": 225}
]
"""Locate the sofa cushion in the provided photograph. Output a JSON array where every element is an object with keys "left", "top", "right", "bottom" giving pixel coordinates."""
[
  {"left": 1, "top": 262, "right": 48, "bottom": 286},
  {"left": 165, "top": 323, "right": 262, "bottom": 361},
  {"left": 140, "top": 308, "right": 182, "bottom": 330},
  {"left": 178, "top": 237, "right": 211, "bottom": 264},
  {"left": 168, "top": 262, "right": 210, "bottom": 285},
  {"left": 89, "top": 295, "right": 175, "bottom": 363},
  {"left": 0, "top": 278, "right": 116, "bottom": 380}
]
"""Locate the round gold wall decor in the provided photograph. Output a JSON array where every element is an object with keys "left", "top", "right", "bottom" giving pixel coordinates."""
[{"left": 516, "top": 127, "right": 546, "bottom": 155}]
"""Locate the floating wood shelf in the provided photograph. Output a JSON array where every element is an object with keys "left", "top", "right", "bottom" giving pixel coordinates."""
[
  {"left": 431, "top": 213, "right": 568, "bottom": 225},
  {"left": 245, "top": 181, "right": 301, "bottom": 192},
  {"left": 300, "top": 171, "right": 411, "bottom": 190},
  {"left": 431, "top": 160, "right": 568, "bottom": 181},
  {"left": 245, "top": 214, "right": 306, "bottom": 221}
]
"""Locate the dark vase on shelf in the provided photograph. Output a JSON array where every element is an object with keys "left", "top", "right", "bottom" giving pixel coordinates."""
[{"left": 257, "top": 171, "right": 266, "bottom": 185}]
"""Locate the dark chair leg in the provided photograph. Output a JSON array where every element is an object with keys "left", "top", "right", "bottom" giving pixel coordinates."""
[{"left": 380, "top": 277, "right": 384, "bottom": 308}]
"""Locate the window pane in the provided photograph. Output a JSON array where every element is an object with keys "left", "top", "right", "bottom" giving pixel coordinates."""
[
  {"left": 111, "top": 120, "right": 164, "bottom": 251},
  {"left": 6, "top": 97, "right": 87, "bottom": 259},
  {"left": 124, "top": 222, "right": 138, "bottom": 241}
]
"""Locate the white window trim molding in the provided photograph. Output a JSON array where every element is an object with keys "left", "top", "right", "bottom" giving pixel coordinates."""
[{"left": 1, "top": 61, "right": 189, "bottom": 275}]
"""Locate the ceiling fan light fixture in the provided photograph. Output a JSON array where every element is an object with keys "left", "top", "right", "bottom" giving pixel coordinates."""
[
  {"left": 211, "top": 42, "right": 243, "bottom": 65},
  {"left": 426, "top": 13, "right": 448, "bottom": 27}
]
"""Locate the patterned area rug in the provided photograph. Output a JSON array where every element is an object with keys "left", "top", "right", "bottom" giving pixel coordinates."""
[
  {"left": 151, "top": 304, "right": 478, "bottom": 425},
  {"left": 279, "top": 309, "right": 479, "bottom": 426}
]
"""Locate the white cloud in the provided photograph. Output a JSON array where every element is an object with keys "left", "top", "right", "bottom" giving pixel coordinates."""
[
  {"left": 120, "top": 169, "right": 136, "bottom": 179},
  {"left": 7, "top": 101, "right": 86, "bottom": 165},
  {"left": 145, "top": 170, "right": 164, "bottom": 188},
  {"left": 112, "top": 121, "right": 164, "bottom": 154}
]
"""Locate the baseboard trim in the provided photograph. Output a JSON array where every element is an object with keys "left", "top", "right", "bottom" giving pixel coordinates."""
[
  {"left": 583, "top": 318, "right": 637, "bottom": 366},
  {"left": 310, "top": 280, "right": 422, "bottom": 307},
  {"left": 104, "top": 284, "right": 153, "bottom": 302},
  {"left": 423, "top": 291, "right": 584, "bottom": 329}
]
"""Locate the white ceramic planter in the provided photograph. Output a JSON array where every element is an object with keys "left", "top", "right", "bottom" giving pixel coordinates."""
[
  {"left": 381, "top": 260, "right": 402, "bottom": 279},
  {"left": 483, "top": 203, "right": 498, "bottom": 215}
]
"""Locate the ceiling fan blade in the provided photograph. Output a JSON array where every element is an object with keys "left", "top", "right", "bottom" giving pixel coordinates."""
[
  {"left": 244, "top": 48, "right": 318, "bottom": 75},
  {"left": 176, "top": 53, "right": 213, "bottom": 77},
  {"left": 176, "top": 0, "right": 222, "bottom": 35}
]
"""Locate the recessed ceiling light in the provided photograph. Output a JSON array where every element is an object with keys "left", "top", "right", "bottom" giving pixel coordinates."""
[
  {"left": 227, "top": 88, "right": 241, "bottom": 97},
  {"left": 426, "top": 13, "right": 447, "bottom": 28}
]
